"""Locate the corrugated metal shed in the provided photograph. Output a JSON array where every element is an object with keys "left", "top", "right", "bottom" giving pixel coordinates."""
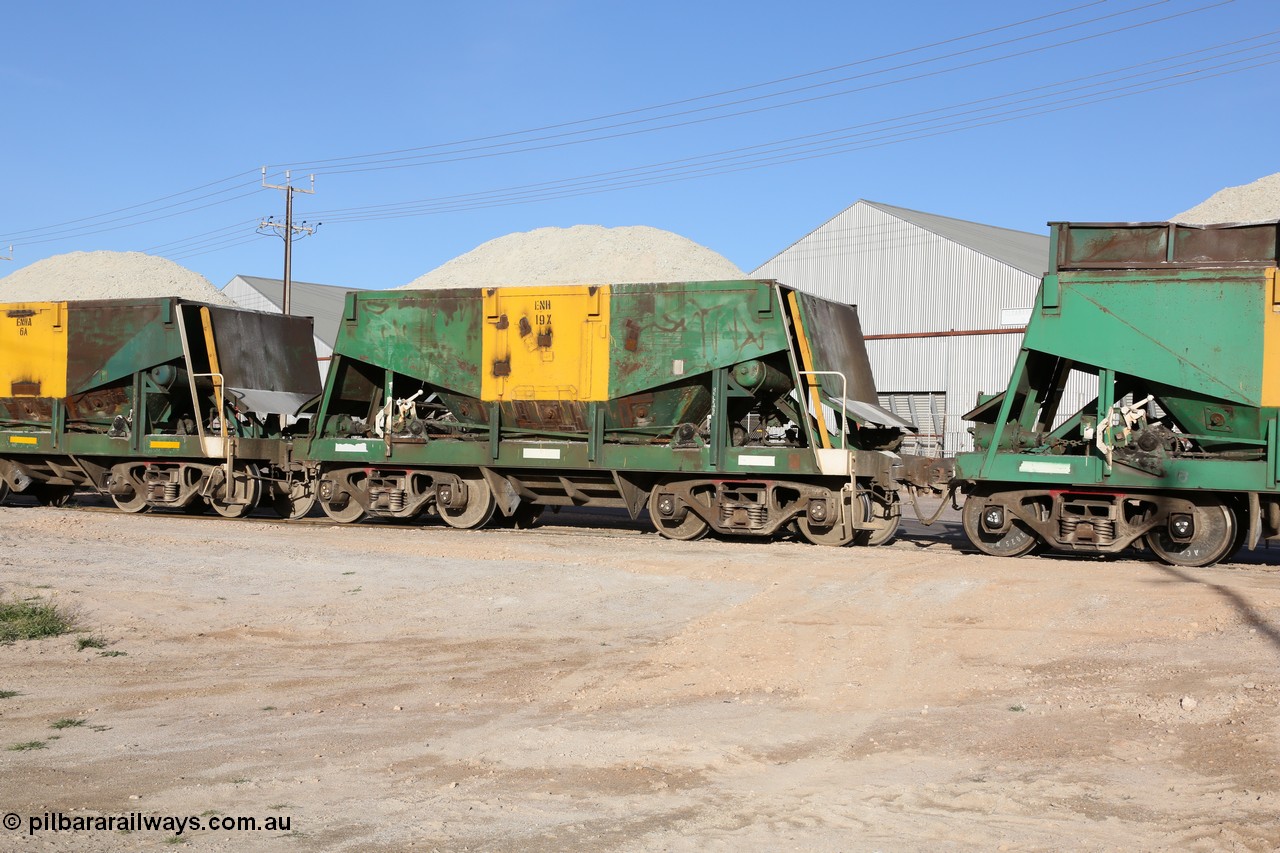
[
  {"left": 752, "top": 200, "right": 1079, "bottom": 453},
  {"left": 222, "top": 275, "right": 362, "bottom": 363}
]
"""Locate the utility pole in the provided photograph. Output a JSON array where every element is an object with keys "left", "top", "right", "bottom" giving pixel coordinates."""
[{"left": 258, "top": 168, "right": 316, "bottom": 316}]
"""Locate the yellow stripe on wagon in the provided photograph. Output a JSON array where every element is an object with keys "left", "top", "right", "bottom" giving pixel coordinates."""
[
  {"left": 7, "top": 435, "right": 38, "bottom": 445},
  {"left": 149, "top": 439, "right": 182, "bottom": 449},
  {"left": 1262, "top": 268, "right": 1280, "bottom": 407}
]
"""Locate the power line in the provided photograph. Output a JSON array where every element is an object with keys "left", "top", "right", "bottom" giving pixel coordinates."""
[
  {"left": 304, "top": 38, "right": 1276, "bottom": 223},
  {"left": 3, "top": 187, "right": 264, "bottom": 249},
  {"left": 0, "top": 171, "right": 260, "bottom": 244},
  {"left": 147, "top": 31, "right": 1274, "bottom": 260},
  {"left": 155, "top": 45, "right": 1276, "bottom": 262},
  {"left": 312, "top": 35, "right": 1271, "bottom": 217},
  {"left": 293, "top": 0, "right": 1228, "bottom": 177},
  {"left": 143, "top": 220, "right": 260, "bottom": 253},
  {"left": 2, "top": 3, "right": 1115, "bottom": 246},
  {"left": 311, "top": 54, "right": 1276, "bottom": 220},
  {"left": 118, "top": 23, "right": 1273, "bottom": 262},
  {"left": 170, "top": 233, "right": 273, "bottom": 262},
  {"left": 0, "top": 0, "right": 1233, "bottom": 253},
  {"left": 271, "top": 0, "right": 1121, "bottom": 171}
]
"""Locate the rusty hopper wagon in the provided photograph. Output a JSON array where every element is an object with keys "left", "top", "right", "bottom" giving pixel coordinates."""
[
  {"left": 0, "top": 298, "right": 320, "bottom": 517},
  {"left": 308, "top": 280, "right": 942, "bottom": 543},
  {"left": 956, "top": 220, "right": 1280, "bottom": 567}
]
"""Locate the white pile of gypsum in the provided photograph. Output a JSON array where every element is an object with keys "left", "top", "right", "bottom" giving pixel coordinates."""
[
  {"left": 0, "top": 251, "right": 234, "bottom": 304},
  {"left": 400, "top": 224, "right": 744, "bottom": 289},
  {"left": 1170, "top": 172, "right": 1280, "bottom": 224}
]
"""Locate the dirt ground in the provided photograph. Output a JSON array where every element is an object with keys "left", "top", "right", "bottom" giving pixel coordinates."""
[{"left": 1, "top": 496, "right": 1279, "bottom": 852}]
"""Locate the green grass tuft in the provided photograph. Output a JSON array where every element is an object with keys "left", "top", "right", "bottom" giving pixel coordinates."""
[
  {"left": 77, "top": 635, "right": 107, "bottom": 650},
  {"left": 0, "top": 597, "right": 78, "bottom": 643},
  {"left": 50, "top": 718, "right": 85, "bottom": 729},
  {"left": 8, "top": 740, "right": 48, "bottom": 751}
]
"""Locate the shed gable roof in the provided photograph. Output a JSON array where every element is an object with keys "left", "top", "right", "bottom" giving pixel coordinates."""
[
  {"left": 754, "top": 199, "right": 1049, "bottom": 279},
  {"left": 862, "top": 201, "right": 1049, "bottom": 277}
]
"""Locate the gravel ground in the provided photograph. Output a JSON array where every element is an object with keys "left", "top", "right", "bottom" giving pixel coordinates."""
[{"left": 1, "top": 498, "right": 1278, "bottom": 852}]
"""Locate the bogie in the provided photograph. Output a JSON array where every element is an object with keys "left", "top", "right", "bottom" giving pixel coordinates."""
[{"left": 959, "top": 485, "right": 1245, "bottom": 568}]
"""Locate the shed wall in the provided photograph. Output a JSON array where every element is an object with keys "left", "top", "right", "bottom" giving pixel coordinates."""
[{"left": 753, "top": 203, "right": 1067, "bottom": 452}]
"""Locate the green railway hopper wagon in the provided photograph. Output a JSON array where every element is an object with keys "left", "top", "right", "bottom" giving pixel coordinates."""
[
  {"left": 0, "top": 298, "right": 321, "bottom": 517},
  {"left": 955, "top": 220, "right": 1280, "bottom": 567},
  {"left": 309, "top": 280, "right": 946, "bottom": 544}
]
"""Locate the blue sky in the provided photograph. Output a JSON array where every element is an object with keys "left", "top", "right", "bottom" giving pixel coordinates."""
[{"left": 1, "top": 0, "right": 1274, "bottom": 291}]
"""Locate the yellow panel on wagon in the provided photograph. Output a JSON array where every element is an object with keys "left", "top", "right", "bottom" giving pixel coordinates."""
[
  {"left": 480, "top": 285, "right": 611, "bottom": 402},
  {"left": 0, "top": 302, "right": 68, "bottom": 398}
]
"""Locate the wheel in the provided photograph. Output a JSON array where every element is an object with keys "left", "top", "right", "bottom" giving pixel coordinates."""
[
  {"left": 648, "top": 486, "right": 710, "bottom": 541},
  {"left": 108, "top": 467, "right": 149, "bottom": 514},
  {"left": 855, "top": 490, "right": 901, "bottom": 547},
  {"left": 858, "top": 511, "right": 901, "bottom": 547},
  {"left": 320, "top": 495, "right": 365, "bottom": 523},
  {"left": 962, "top": 492, "right": 1038, "bottom": 557},
  {"left": 797, "top": 491, "right": 869, "bottom": 547},
  {"left": 31, "top": 485, "right": 76, "bottom": 507},
  {"left": 439, "top": 476, "right": 497, "bottom": 529},
  {"left": 319, "top": 473, "right": 365, "bottom": 523},
  {"left": 271, "top": 477, "right": 317, "bottom": 520},
  {"left": 1147, "top": 500, "right": 1237, "bottom": 568},
  {"left": 208, "top": 465, "right": 262, "bottom": 519},
  {"left": 0, "top": 479, "right": 9, "bottom": 504},
  {"left": 1224, "top": 496, "right": 1248, "bottom": 561}
]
